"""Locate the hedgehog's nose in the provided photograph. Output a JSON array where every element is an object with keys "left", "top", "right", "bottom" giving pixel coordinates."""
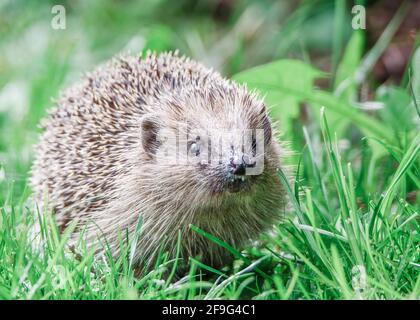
[
  {"left": 233, "top": 163, "right": 246, "bottom": 176},
  {"left": 229, "top": 155, "right": 256, "bottom": 176}
]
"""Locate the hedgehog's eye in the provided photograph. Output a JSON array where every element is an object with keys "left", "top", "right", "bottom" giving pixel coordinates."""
[{"left": 188, "top": 142, "right": 200, "bottom": 156}]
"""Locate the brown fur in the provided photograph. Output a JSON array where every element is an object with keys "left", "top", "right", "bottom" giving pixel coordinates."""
[{"left": 30, "top": 52, "right": 288, "bottom": 271}]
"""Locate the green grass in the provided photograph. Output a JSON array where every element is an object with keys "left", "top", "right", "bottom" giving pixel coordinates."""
[
  {"left": 0, "top": 0, "right": 419, "bottom": 300},
  {"left": 0, "top": 108, "right": 418, "bottom": 299}
]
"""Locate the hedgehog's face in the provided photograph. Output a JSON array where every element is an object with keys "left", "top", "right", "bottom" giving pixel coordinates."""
[
  {"left": 140, "top": 88, "right": 280, "bottom": 202},
  {"left": 179, "top": 124, "right": 269, "bottom": 194}
]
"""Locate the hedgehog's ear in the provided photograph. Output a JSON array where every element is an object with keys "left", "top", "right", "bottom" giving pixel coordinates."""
[{"left": 140, "top": 115, "right": 161, "bottom": 158}]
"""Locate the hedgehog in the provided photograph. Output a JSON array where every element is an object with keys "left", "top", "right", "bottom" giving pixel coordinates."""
[{"left": 30, "top": 51, "right": 289, "bottom": 272}]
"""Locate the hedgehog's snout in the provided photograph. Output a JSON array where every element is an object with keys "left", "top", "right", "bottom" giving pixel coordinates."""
[
  {"left": 227, "top": 154, "right": 256, "bottom": 176},
  {"left": 224, "top": 153, "right": 257, "bottom": 193}
]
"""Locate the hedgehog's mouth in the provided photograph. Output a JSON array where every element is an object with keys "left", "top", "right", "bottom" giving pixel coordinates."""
[
  {"left": 208, "top": 174, "right": 256, "bottom": 195},
  {"left": 221, "top": 158, "right": 259, "bottom": 193},
  {"left": 226, "top": 174, "right": 253, "bottom": 193}
]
